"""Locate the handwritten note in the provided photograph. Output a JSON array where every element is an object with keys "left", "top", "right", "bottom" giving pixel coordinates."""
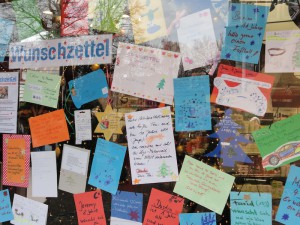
[
  {"left": 143, "top": 188, "right": 183, "bottom": 225},
  {"left": 74, "top": 190, "right": 106, "bottom": 225},
  {"left": 252, "top": 113, "right": 300, "bottom": 170},
  {"left": 276, "top": 165, "right": 300, "bottom": 224},
  {"left": 0, "top": 189, "right": 13, "bottom": 223},
  {"left": 125, "top": 107, "right": 179, "bottom": 185},
  {"left": 221, "top": 3, "right": 269, "bottom": 64},
  {"left": 265, "top": 30, "right": 300, "bottom": 73},
  {"left": 29, "top": 109, "right": 70, "bottom": 148},
  {"left": 31, "top": 151, "right": 57, "bottom": 197},
  {"left": 211, "top": 64, "right": 274, "bottom": 116},
  {"left": 177, "top": 9, "right": 218, "bottom": 71},
  {"left": 61, "top": 0, "right": 88, "bottom": 36},
  {"left": 11, "top": 194, "right": 48, "bottom": 225},
  {"left": 23, "top": 70, "right": 61, "bottom": 108},
  {"left": 2, "top": 134, "right": 30, "bottom": 187},
  {"left": 111, "top": 191, "right": 143, "bottom": 225},
  {"left": 0, "top": 72, "right": 19, "bottom": 133},
  {"left": 174, "top": 155, "right": 235, "bottom": 214},
  {"left": 69, "top": 69, "right": 108, "bottom": 109},
  {"left": 174, "top": 75, "right": 211, "bottom": 131},
  {"left": 75, "top": 110, "right": 92, "bottom": 144},
  {"left": 111, "top": 43, "right": 181, "bottom": 105},
  {"left": 230, "top": 192, "right": 272, "bottom": 225},
  {"left": 179, "top": 212, "right": 217, "bottom": 225},
  {"left": 128, "top": 0, "right": 167, "bottom": 44},
  {"left": 88, "top": 139, "right": 126, "bottom": 195},
  {"left": 59, "top": 144, "right": 90, "bottom": 194},
  {"left": 0, "top": 17, "right": 14, "bottom": 62}
]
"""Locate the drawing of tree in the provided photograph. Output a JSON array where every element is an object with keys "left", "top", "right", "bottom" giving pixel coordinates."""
[
  {"left": 157, "top": 161, "right": 171, "bottom": 177},
  {"left": 156, "top": 77, "right": 165, "bottom": 90}
]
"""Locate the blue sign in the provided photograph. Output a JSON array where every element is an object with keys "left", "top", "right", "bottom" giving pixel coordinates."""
[
  {"left": 173, "top": 75, "right": 211, "bottom": 131},
  {"left": 0, "top": 189, "right": 13, "bottom": 223},
  {"left": 88, "top": 139, "right": 126, "bottom": 194}
]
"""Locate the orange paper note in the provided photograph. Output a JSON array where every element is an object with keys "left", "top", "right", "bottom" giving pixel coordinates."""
[
  {"left": 2, "top": 134, "right": 31, "bottom": 187},
  {"left": 29, "top": 109, "right": 70, "bottom": 147},
  {"left": 74, "top": 190, "right": 106, "bottom": 225},
  {"left": 143, "top": 188, "right": 184, "bottom": 225}
]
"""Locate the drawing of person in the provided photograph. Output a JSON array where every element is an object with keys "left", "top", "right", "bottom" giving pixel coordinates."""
[{"left": 0, "top": 86, "right": 8, "bottom": 99}]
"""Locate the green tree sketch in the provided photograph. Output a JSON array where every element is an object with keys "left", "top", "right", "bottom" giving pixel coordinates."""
[
  {"left": 157, "top": 161, "right": 171, "bottom": 177},
  {"left": 156, "top": 77, "right": 166, "bottom": 90}
]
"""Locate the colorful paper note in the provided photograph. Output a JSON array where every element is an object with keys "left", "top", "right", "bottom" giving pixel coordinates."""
[
  {"left": 75, "top": 110, "right": 92, "bottom": 144},
  {"left": 0, "top": 189, "right": 13, "bottom": 223},
  {"left": 176, "top": 9, "right": 218, "bottom": 71},
  {"left": 111, "top": 43, "right": 181, "bottom": 105},
  {"left": 74, "top": 190, "right": 106, "bottom": 225},
  {"left": 205, "top": 109, "right": 253, "bottom": 167},
  {"left": 276, "top": 165, "right": 300, "bottom": 224},
  {"left": 265, "top": 30, "right": 300, "bottom": 73},
  {"left": 0, "top": 72, "right": 18, "bottom": 133},
  {"left": 129, "top": 0, "right": 167, "bottom": 44},
  {"left": 230, "top": 192, "right": 272, "bottom": 225},
  {"left": 59, "top": 144, "right": 90, "bottom": 194},
  {"left": 143, "top": 188, "right": 184, "bottom": 225},
  {"left": 69, "top": 69, "right": 108, "bottom": 109},
  {"left": 211, "top": 64, "right": 274, "bottom": 116},
  {"left": 173, "top": 75, "right": 211, "bottom": 131},
  {"left": 252, "top": 113, "right": 300, "bottom": 170},
  {"left": 29, "top": 109, "right": 69, "bottom": 148},
  {"left": 179, "top": 212, "right": 217, "bottom": 225},
  {"left": 111, "top": 191, "right": 143, "bottom": 225},
  {"left": 0, "top": 18, "right": 14, "bottom": 62},
  {"left": 9, "top": 34, "right": 112, "bottom": 69},
  {"left": 23, "top": 70, "right": 61, "bottom": 108},
  {"left": 88, "top": 139, "right": 126, "bottom": 194},
  {"left": 174, "top": 155, "right": 235, "bottom": 214},
  {"left": 61, "top": 0, "right": 89, "bottom": 36},
  {"left": 94, "top": 104, "right": 123, "bottom": 140},
  {"left": 125, "top": 107, "right": 179, "bottom": 185},
  {"left": 31, "top": 151, "right": 57, "bottom": 197},
  {"left": 221, "top": 3, "right": 269, "bottom": 64},
  {"left": 11, "top": 194, "right": 48, "bottom": 225},
  {"left": 2, "top": 134, "right": 30, "bottom": 187}
]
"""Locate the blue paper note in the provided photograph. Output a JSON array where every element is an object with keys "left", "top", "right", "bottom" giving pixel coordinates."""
[
  {"left": 0, "top": 18, "right": 14, "bottom": 62},
  {"left": 88, "top": 139, "right": 126, "bottom": 194},
  {"left": 0, "top": 189, "right": 14, "bottom": 223},
  {"left": 221, "top": 3, "right": 269, "bottom": 64},
  {"left": 231, "top": 192, "right": 272, "bottom": 225},
  {"left": 179, "top": 212, "right": 216, "bottom": 225},
  {"left": 276, "top": 165, "right": 300, "bottom": 224},
  {"left": 111, "top": 191, "right": 143, "bottom": 223},
  {"left": 173, "top": 75, "right": 211, "bottom": 131},
  {"left": 68, "top": 69, "right": 108, "bottom": 108}
]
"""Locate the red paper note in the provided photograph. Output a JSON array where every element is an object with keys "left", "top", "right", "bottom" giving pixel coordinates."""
[
  {"left": 143, "top": 188, "right": 184, "bottom": 225},
  {"left": 29, "top": 109, "right": 70, "bottom": 148},
  {"left": 61, "top": 0, "right": 89, "bottom": 36},
  {"left": 74, "top": 190, "right": 106, "bottom": 225},
  {"left": 2, "top": 134, "right": 31, "bottom": 187}
]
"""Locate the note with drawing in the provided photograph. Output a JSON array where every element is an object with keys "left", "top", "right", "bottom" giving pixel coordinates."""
[
  {"left": 59, "top": 144, "right": 90, "bottom": 194},
  {"left": 125, "top": 107, "right": 179, "bottom": 185},
  {"left": 211, "top": 64, "right": 274, "bottom": 116}
]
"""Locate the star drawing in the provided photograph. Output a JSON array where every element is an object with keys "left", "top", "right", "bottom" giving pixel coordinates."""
[
  {"left": 225, "top": 53, "right": 231, "bottom": 59},
  {"left": 282, "top": 213, "right": 289, "bottom": 221},
  {"left": 128, "top": 209, "right": 139, "bottom": 221}
]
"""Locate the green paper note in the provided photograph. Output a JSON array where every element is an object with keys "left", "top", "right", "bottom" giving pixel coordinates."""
[
  {"left": 23, "top": 71, "right": 61, "bottom": 108},
  {"left": 174, "top": 155, "right": 235, "bottom": 215},
  {"left": 252, "top": 113, "right": 300, "bottom": 170}
]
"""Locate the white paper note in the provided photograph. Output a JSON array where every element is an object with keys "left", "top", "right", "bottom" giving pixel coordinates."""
[
  {"left": 74, "top": 110, "right": 92, "bottom": 144},
  {"left": 11, "top": 194, "right": 48, "bottom": 225},
  {"left": 31, "top": 151, "right": 57, "bottom": 197},
  {"left": 125, "top": 107, "right": 179, "bottom": 185}
]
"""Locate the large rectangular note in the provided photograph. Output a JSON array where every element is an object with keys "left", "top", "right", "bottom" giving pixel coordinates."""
[
  {"left": 0, "top": 72, "right": 18, "bottom": 133},
  {"left": 174, "top": 155, "right": 235, "bottom": 214},
  {"left": 31, "top": 151, "right": 57, "bottom": 197},
  {"left": 59, "top": 144, "right": 90, "bottom": 194},
  {"left": 125, "top": 107, "right": 179, "bottom": 185},
  {"left": 111, "top": 43, "right": 181, "bottom": 105},
  {"left": 2, "top": 134, "right": 30, "bottom": 187}
]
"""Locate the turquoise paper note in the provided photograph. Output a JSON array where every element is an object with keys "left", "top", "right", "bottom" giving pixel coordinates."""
[
  {"left": 0, "top": 189, "right": 13, "bottom": 223},
  {"left": 180, "top": 212, "right": 216, "bottom": 225}
]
